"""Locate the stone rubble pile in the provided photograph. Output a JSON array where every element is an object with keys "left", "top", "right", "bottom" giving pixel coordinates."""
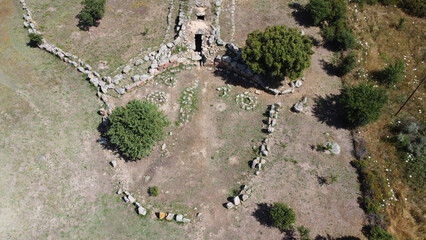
[
  {"left": 118, "top": 190, "right": 147, "bottom": 216},
  {"left": 177, "top": 81, "right": 199, "bottom": 125},
  {"left": 157, "top": 211, "right": 191, "bottom": 223},
  {"left": 146, "top": 91, "right": 167, "bottom": 106},
  {"left": 216, "top": 84, "right": 232, "bottom": 97},
  {"left": 235, "top": 92, "right": 258, "bottom": 110},
  {"left": 292, "top": 96, "right": 308, "bottom": 113},
  {"left": 225, "top": 185, "right": 252, "bottom": 209}
]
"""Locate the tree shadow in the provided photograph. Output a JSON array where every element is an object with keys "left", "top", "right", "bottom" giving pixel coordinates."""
[
  {"left": 26, "top": 41, "right": 39, "bottom": 48},
  {"left": 315, "top": 235, "right": 361, "bottom": 240},
  {"left": 97, "top": 120, "right": 136, "bottom": 162},
  {"left": 319, "top": 59, "right": 338, "bottom": 76},
  {"left": 252, "top": 203, "right": 273, "bottom": 227},
  {"left": 312, "top": 93, "right": 347, "bottom": 129},
  {"left": 75, "top": 13, "right": 99, "bottom": 31},
  {"left": 289, "top": 4, "right": 311, "bottom": 28}
]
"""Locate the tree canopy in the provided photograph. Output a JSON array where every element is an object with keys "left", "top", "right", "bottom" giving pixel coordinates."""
[
  {"left": 341, "top": 84, "right": 388, "bottom": 128},
  {"left": 106, "top": 100, "right": 170, "bottom": 160},
  {"left": 241, "top": 25, "right": 314, "bottom": 80},
  {"left": 79, "top": 0, "right": 106, "bottom": 27},
  {"left": 269, "top": 202, "right": 296, "bottom": 231}
]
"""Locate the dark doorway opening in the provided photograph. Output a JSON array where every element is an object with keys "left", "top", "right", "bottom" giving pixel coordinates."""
[
  {"left": 197, "top": 15, "right": 205, "bottom": 20},
  {"left": 195, "top": 34, "right": 202, "bottom": 52}
]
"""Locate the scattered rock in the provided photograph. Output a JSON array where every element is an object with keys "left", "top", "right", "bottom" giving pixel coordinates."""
[
  {"left": 115, "top": 87, "right": 125, "bottom": 95},
  {"left": 122, "top": 196, "right": 129, "bottom": 203},
  {"left": 241, "top": 194, "right": 248, "bottom": 201},
  {"left": 159, "top": 212, "right": 166, "bottom": 220},
  {"left": 293, "top": 102, "right": 303, "bottom": 112},
  {"left": 225, "top": 202, "right": 234, "bottom": 209},
  {"left": 183, "top": 218, "right": 191, "bottom": 223},
  {"left": 295, "top": 80, "right": 302, "bottom": 88},
  {"left": 176, "top": 214, "right": 183, "bottom": 222},
  {"left": 122, "top": 65, "right": 131, "bottom": 74},
  {"left": 233, "top": 196, "right": 240, "bottom": 205},
  {"left": 166, "top": 213, "right": 174, "bottom": 220},
  {"left": 137, "top": 207, "right": 147, "bottom": 215},
  {"left": 135, "top": 59, "right": 143, "bottom": 66},
  {"left": 128, "top": 195, "right": 136, "bottom": 203},
  {"left": 110, "top": 160, "right": 117, "bottom": 167}
]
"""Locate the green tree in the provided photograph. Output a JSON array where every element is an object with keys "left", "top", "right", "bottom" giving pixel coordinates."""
[
  {"left": 241, "top": 25, "right": 314, "bottom": 80},
  {"left": 380, "top": 59, "right": 405, "bottom": 87},
  {"left": 269, "top": 202, "right": 296, "bottom": 231},
  {"left": 79, "top": 0, "right": 106, "bottom": 27},
  {"left": 336, "top": 51, "right": 356, "bottom": 76},
  {"left": 305, "top": 0, "right": 332, "bottom": 26},
  {"left": 106, "top": 100, "right": 170, "bottom": 160},
  {"left": 341, "top": 84, "right": 388, "bottom": 128},
  {"left": 28, "top": 32, "right": 43, "bottom": 46}
]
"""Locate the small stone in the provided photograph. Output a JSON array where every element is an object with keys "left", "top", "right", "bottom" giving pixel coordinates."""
[
  {"left": 293, "top": 102, "right": 303, "bottom": 112},
  {"left": 183, "top": 218, "right": 191, "bottom": 223},
  {"left": 166, "top": 213, "right": 174, "bottom": 220},
  {"left": 241, "top": 194, "right": 248, "bottom": 201},
  {"left": 159, "top": 212, "right": 166, "bottom": 219},
  {"left": 134, "top": 202, "right": 141, "bottom": 208},
  {"left": 255, "top": 171, "right": 260, "bottom": 175},
  {"left": 122, "top": 196, "right": 129, "bottom": 203},
  {"left": 301, "top": 77, "right": 306, "bottom": 81},
  {"left": 116, "top": 189, "right": 122, "bottom": 194},
  {"left": 122, "top": 65, "right": 131, "bottom": 74},
  {"left": 255, "top": 90, "right": 260, "bottom": 95},
  {"left": 233, "top": 196, "right": 240, "bottom": 205},
  {"left": 176, "top": 214, "right": 183, "bottom": 222},
  {"left": 161, "top": 143, "right": 166, "bottom": 151},
  {"left": 137, "top": 207, "right": 147, "bottom": 215},
  {"left": 197, "top": 212, "right": 203, "bottom": 217},
  {"left": 110, "top": 160, "right": 117, "bottom": 167},
  {"left": 135, "top": 59, "right": 143, "bottom": 66},
  {"left": 145, "top": 176, "right": 151, "bottom": 182},
  {"left": 295, "top": 80, "right": 302, "bottom": 88},
  {"left": 267, "top": 126, "right": 275, "bottom": 133},
  {"left": 128, "top": 195, "right": 136, "bottom": 203},
  {"left": 225, "top": 202, "right": 234, "bottom": 209}
]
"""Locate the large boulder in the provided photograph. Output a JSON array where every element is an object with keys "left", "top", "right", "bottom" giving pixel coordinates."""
[
  {"left": 293, "top": 102, "right": 303, "bottom": 112},
  {"left": 137, "top": 207, "right": 147, "bottom": 216}
]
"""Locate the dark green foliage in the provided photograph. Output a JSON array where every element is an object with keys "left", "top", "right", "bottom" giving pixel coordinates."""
[
  {"left": 337, "top": 52, "right": 356, "bottom": 76},
  {"left": 304, "top": 0, "right": 332, "bottom": 25},
  {"left": 149, "top": 186, "right": 159, "bottom": 197},
  {"left": 334, "top": 30, "right": 356, "bottom": 50},
  {"left": 297, "top": 226, "right": 311, "bottom": 240},
  {"left": 269, "top": 202, "right": 296, "bottom": 231},
  {"left": 398, "top": 0, "right": 426, "bottom": 17},
  {"left": 241, "top": 25, "right": 314, "bottom": 80},
  {"left": 106, "top": 100, "right": 170, "bottom": 160},
  {"left": 79, "top": 0, "right": 106, "bottom": 26},
  {"left": 379, "top": 59, "right": 405, "bottom": 87},
  {"left": 28, "top": 32, "right": 43, "bottom": 46},
  {"left": 340, "top": 84, "right": 388, "bottom": 128},
  {"left": 363, "top": 225, "right": 394, "bottom": 240},
  {"left": 397, "top": 17, "right": 406, "bottom": 30},
  {"left": 391, "top": 119, "right": 426, "bottom": 190}
]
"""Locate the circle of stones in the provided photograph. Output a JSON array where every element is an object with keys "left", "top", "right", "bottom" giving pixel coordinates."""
[
  {"left": 216, "top": 84, "right": 232, "bottom": 97},
  {"left": 236, "top": 92, "right": 258, "bottom": 110},
  {"left": 146, "top": 91, "right": 167, "bottom": 105},
  {"left": 163, "top": 77, "right": 177, "bottom": 87}
]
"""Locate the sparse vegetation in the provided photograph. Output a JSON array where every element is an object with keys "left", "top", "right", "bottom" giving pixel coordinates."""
[
  {"left": 149, "top": 186, "right": 159, "bottom": 197},
  {"left": 340, "top": 84, "right": 388, "bottom": 128},
  {"left": 106, "top": 100, "right": 170, "bottom": 160},
  {"left": 297, "top": 225, "right": 311, "bottom": 240},
  {"left": 241, "top": 25, "right": 314, "bottom": 80},
  {"left": 363, "top": 225, "right": 394, "bottom": 240},
  {"left": 378, "top": 59, "right": 405, "bottom": 87},
  {"left": 336, "top": 52, "right": 356, "bottom": 76},
  {"left": 269, "top": 202, "right": 296, "bottom": 231}
]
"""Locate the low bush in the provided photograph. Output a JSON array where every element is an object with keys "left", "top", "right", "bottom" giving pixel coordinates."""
[
  {"left": 297, "top": 226, "right": 310, "bottom": 240},
  {"left": 149, "top": 186, "right": 159, "bottom": 197},
  {"left": 304, "top": 0, "right": 332, "bottom": 25},
  {"left": 340, "top": 84, "right": 388, "bottom": 128},
  {"left": 379, "top": 59, "right": 405, "bottom": 87},
  {"left": 269, "top": 202, "right": 296, "bottom": 231},
  {"left": 28, "top": 33, "right": 43, "bottom": 46},
  {"left": 363, "top": 225, "right": 394, "bottom": 240}
]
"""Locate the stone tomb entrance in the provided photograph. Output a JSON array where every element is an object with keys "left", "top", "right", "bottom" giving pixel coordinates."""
[{"left": 195, "top": 33, "right": 202, "bottom": 52}]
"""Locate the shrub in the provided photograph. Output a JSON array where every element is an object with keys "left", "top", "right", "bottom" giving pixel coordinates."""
[
  {"left": 297, "top": 226, "right": 310, "bottom": 240},
  {"left": 363, "top": 225, "right": 394, "bottom": 240},
  {"left": 304, "top": 0, "right": 332, "bottom": 26},
  {"left": 379, "top": 59, "right": 405, "bottom": 87},
  {"left": 28, "top": 33, "right": 43, "bottom": 46},
  {"left": 337, "top": 52, "right": 356, "bottom": 76},
  {"left": 335, "top": 30, "right": 356, "bottom": 51},
  {"left": 397, "top": 17, "right": 406, "bottom": 30},
  {"left": 269, "top": 202, "right": 296, "bottom": 231},
  {"left": 79, "top": 0, "right": 106, "bottom": 27},
  {"left": 149, "top": 186, "right": 159, "bottom": 197},
  {"left": 241, "top": 25, "right": 314, "bottom": 80},
  {"left": 397, "top": 0, "right": 426, "bottom": 18},
  {"left": 352, "top": 160, "right": 388, "bottom": 214},
  {"left": 106, "top": 100, "right": 170, "bottom": 160},
  {"left": 340, "top": 84, "right": 388, "bottom": 128}
]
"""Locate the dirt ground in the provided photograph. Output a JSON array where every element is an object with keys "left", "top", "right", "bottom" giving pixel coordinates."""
[{"left": 2, "top": 0, "right": 367, "bottom": 239}]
